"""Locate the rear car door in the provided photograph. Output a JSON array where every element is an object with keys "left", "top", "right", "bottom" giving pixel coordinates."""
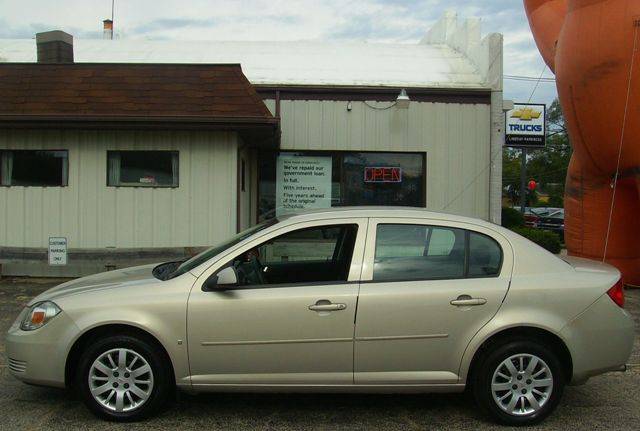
[
  {"left": 187, "top": 218, "right": 367, "bottom": 386},
  {"left": 354, "top": 218, "right": 513, "bottom": 384}
]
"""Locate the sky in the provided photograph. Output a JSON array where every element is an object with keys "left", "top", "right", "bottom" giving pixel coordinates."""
[{"left": 0, "top": 0, "right": 558, "bottom": 105}]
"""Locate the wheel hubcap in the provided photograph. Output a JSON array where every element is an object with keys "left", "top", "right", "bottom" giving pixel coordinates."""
[
  {"left": 88, "top": 348, "right": 154, "bottom": 412},
  {"left": 491, "top": 353, "right": 553, "bottom": 416}
]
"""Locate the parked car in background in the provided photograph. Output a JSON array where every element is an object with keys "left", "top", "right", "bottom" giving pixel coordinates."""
[
  {"left": 535, "top": 208, "right": 565, "bottom": 240},
  {"left": 523, "top": 210, "right": 540, "bottom": 228},
  {"left": 6, "top": 207, "right": 633, "bottom": 425},
  {"left": 515, "top": 207, "right": 565, "bottom": 240}
]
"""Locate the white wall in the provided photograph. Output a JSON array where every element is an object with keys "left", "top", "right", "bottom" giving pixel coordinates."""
[
  {"left": 0, "top": 129, "right": 238, "bottom": 249},
  {"left": 264, "top": 99, "right": 492, "bottom": 220}
]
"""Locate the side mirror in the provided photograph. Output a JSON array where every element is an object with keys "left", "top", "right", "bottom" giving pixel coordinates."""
[{"left": 202, "top": 266, "right": 238, "bottom": 291}]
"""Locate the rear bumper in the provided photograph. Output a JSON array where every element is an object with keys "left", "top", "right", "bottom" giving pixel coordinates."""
[{"left": 561, "top": 294, "right": 635, "bottom": 384}]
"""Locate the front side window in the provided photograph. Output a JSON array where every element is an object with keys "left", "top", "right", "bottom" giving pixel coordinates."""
[
  {"left": 228, "top": 224, "right": 358, "bottom": 287},
  {"left": 107, "top": 151, "right": 178, "bottom": 187},
  {"left": 0, "top": 150, "right": 68, "bottom": 187},
  {"left": 167, "top": 218, "right": 279, "bottom": 279}
]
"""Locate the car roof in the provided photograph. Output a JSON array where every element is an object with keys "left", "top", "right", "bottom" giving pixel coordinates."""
[{"left": 277, "top": 206, "right": 499, "bottom": 229}]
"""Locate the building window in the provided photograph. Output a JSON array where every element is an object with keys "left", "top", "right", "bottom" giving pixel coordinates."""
[
  {"left": 258, "top": 151, "right": 425, "bottom": 220},
  {"left": 107, "top": 151, "right": 179, "bottom": 187},
  {"left": 0, "top": 150, "right": 68, "bottom": 187}
]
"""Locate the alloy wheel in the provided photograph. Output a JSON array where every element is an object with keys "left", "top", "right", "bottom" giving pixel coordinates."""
[
  {"left": 491, "top": 353, "right": 553, "bottom": 416},
  {"left": 88, "top": 348, "right": 154, "bottom": 413}
]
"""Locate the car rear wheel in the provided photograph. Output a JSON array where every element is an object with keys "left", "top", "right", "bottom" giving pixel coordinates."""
[
  {"left": 76, "top": 334, "right": 173, "bottom": 421},
  {"left": 472, "top": 340, "right": 565, "bottom": 426}
]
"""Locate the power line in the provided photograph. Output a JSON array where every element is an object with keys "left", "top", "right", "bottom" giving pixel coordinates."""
[
  {"left": 528, "top": 64, "right": 548, "bottom": 103},
  {"left": 504, "top": 74, "right": 556, "bottom": 83}
]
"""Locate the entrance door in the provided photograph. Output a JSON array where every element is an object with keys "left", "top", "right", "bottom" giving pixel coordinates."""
[
  {"left": 187, "top": 218, "right": 368, "bottom": 386},
  {"left": 354, "top": 218, "right": 512, "bottom": 384}
]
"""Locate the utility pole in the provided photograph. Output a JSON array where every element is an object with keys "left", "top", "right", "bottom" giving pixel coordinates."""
[{"left": 520, "top": 147, "right": 527, "bottom": 213}]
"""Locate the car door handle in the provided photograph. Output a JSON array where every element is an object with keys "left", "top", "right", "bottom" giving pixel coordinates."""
[
  {"left": 450, "top": 295, "right": 487, "bottom": 307},
  {"left": 308, "top": 301, "right": 347, "bottom": 312}
]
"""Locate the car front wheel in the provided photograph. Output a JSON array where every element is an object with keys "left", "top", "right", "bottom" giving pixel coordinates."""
[
  {"left": 76, "top": 334, "right": 173, "bottom": 421},
  {"left": 472, "top": 339, "right": 565, "bottom": 426}
]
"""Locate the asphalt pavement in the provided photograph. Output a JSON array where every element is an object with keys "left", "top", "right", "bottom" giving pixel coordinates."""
[{"left": 1, "top": 278, "right": 639, "bottom": 431}]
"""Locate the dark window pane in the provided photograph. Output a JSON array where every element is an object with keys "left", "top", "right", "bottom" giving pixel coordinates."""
[
  {"left": 373, "top": 224, "right": 466, "bottom": 281},
  {"left": 1, "top": 150, "right": 67, "bottom": 187},
  {"left": 341, "top": 152, "right": 424, "bottom": 207},
  {"left": 468, "top": 232, "right": 503, "bottom": 277},
  {"left": 231, "top": 224, "right": 358, "bottom": 286},
  {"left": 258, "top": 151, "right": 425, "bottom": 221},
  {"left": 108, "top": 151, "right": 178, "bottom": 187}
]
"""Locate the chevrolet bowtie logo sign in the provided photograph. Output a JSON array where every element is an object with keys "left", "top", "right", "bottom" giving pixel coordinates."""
[
  {"left": 510, "top": 107, "right": 543, "bottom": 121},
  {"left": 505, "top": 103, "right": 547, "bottom": 148}
]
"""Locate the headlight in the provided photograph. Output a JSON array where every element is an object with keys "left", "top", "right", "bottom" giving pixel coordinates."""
[{"left": 20, "top": 301, "right": 61, "bottom": 331}]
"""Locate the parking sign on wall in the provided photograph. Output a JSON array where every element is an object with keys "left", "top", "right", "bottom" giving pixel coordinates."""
[{"left": 48, "top": 237, "right": 68, "bottom": 265}]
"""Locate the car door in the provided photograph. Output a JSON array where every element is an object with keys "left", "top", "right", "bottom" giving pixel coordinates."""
[
  {"left": 354, "top": 217, "right": 513, "bottom": 385},
  {"left": 187, "top": 218, "right": 367, "bottom": 386}
]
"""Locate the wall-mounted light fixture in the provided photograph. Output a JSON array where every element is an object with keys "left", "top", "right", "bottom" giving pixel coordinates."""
[
  {"left": 396, "top": 89, "right": 410, "bottom": 109},
  {"left": 347, "top": 101, "right": 353, "bottom": 112}
]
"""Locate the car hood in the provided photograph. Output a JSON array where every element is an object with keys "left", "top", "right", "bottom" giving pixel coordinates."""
[{"left": 30, "top": 263, "right": 160, "bottom": 305}]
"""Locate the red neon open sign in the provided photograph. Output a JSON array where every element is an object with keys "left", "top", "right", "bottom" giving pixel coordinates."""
[{"left": 364, "top": 167, "right": 402, "bottom": 183}]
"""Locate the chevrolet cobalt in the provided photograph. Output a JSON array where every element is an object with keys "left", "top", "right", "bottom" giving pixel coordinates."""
[{"left": 6, "top": 208, "right": 634, "bottom": 425}]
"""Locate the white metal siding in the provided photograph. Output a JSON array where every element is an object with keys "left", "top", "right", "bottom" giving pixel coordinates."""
[
  {"left": 0, "top": 129, "right": 238, "bottom": 248},
  {"left": 265, "top": 99, "right": 491, "bottom": 220}
]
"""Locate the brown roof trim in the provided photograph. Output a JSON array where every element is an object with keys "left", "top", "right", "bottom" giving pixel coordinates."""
[
  {"left": 0, "top": 63, "right": 275, "bottom": 120},
  {"left": 255, "top": 85, "right": 491, "bottom": 104},
  {"left": 0, "top": 115, "right": 280, "bottom": 132}
]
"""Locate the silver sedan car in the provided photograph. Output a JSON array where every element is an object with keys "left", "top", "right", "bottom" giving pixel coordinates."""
[{"left": 6, "top": 207, "right": 635, "bottom": 425}]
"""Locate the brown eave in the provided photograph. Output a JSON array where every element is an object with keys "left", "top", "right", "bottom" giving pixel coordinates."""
[{"left": 0, "top": 63, "right": 279, "bottom": 143}]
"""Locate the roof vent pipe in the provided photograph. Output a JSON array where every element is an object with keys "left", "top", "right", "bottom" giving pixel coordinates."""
[
  {"left": 35, "top": 30, "right": 74, "bottom": 63},
  {"left": 103, "top": 19, "right": 113, "bottom": 40}
]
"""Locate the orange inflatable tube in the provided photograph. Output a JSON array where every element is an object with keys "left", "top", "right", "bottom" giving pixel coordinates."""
[{"left": 524, "top": 0, "right": 640, "bottom": 285}]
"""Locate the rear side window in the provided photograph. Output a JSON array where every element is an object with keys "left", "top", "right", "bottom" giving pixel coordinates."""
[
  {"left": 468, "top": 232, "right": 502, "bottom": 277},
  {"left": 373, "top": 224, "right": 503, "bottom": 282},
  {"left": 374, "top": 225, "right": 466, "bottom": 281}
]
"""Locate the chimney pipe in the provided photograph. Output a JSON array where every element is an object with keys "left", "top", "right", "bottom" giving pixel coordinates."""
[
  {"left": 35, "top": 30, "right": 74, "bottom": 63},
  {"left": 103, "top": 19, "right": 113, "bottom": 40}
]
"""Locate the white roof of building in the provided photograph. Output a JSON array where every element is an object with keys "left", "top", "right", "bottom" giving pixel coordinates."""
[
  {"left": 0, "top": 39, "right": 480, "bottom": 89},
  {"left": 0, "top": 13, "right": 502, "bottom": 90}
]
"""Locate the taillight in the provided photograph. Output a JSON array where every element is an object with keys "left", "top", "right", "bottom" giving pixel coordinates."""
[{"left": 607, "top": 279, "right": 625, "bottom": 308}]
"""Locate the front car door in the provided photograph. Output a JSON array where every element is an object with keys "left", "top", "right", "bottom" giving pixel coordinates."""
[
  {"left": 354, "top": 217, "right": 513, "bottom": 385},
  {"left": 187, "top": 218, "right": 368, "bottom": 387}
]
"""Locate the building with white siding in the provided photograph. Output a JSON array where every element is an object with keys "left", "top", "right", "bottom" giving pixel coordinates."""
[{"left": 0, "top": 12, "right": 505, "bottom": 277}]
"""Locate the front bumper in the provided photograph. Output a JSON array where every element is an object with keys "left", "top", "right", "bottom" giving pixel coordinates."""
[
  {"left": 5, "top": 311, "right": 80, "bottom": 388},
  {"left": 561, "top": 294, "right": 635, "bottom": 384}
]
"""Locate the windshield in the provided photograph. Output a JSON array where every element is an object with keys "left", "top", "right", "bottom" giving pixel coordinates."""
[{"left": 168, "top": 218, "right": 278, "bottom": 279}]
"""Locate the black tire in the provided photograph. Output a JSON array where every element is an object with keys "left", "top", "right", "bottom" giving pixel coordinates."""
[
  {"left": 471, "top": 339, "right": 565, "bottom": 426},
  {"left": 75, "top": 334, "right": 174, "bottom": 422}
]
